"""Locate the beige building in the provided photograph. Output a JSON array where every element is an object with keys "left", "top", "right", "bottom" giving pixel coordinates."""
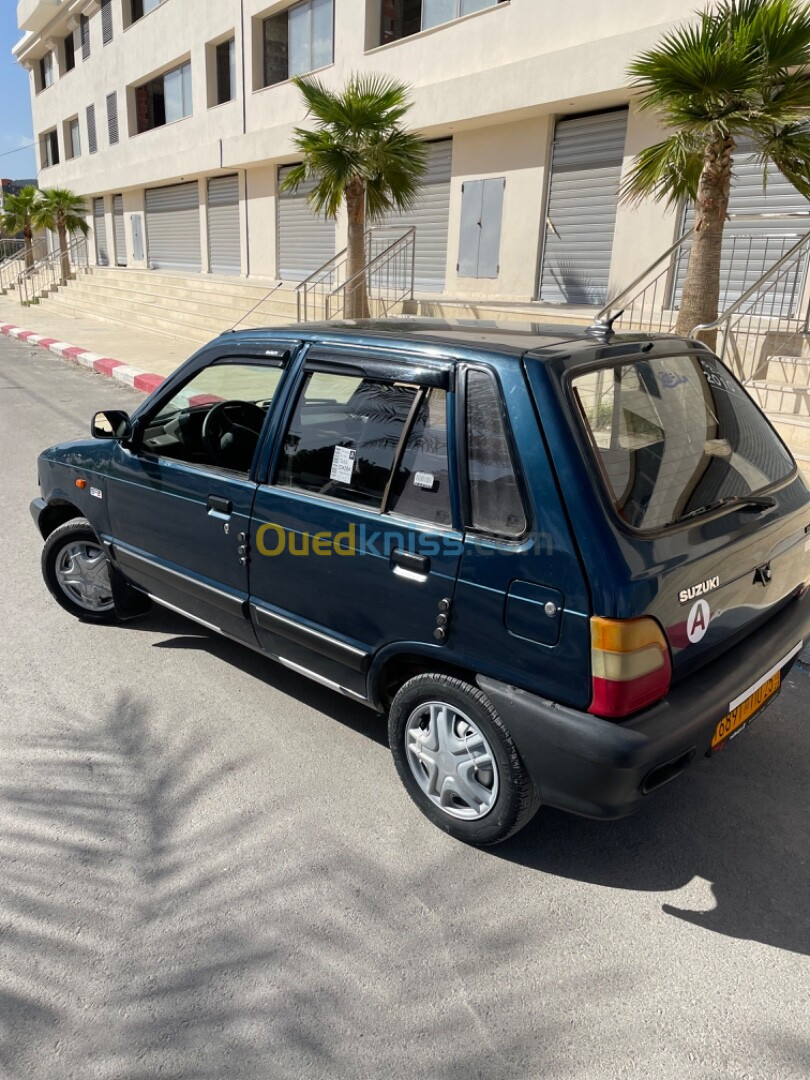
[{"left": 11, "top": 0, "right": 810, "bottom": 312}]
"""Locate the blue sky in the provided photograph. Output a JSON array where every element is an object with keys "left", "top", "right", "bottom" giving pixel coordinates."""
[{"left": 0, "top": 5, "right": 36, "bottom": 181}]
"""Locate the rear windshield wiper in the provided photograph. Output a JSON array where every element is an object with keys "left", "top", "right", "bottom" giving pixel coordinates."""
[{"left": 672, "top": 494, "right": 777, "bottom": 525}]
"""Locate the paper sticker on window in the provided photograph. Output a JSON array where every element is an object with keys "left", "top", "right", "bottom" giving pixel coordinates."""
[
  {"left": 330, "top": 445, "right": 356, "bottom": 484},
  {"left": 414, "top": 472, "right": 435, "bottom": 490}
]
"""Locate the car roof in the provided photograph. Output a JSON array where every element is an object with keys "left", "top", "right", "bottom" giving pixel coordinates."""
[{"left": 219, "top": 317, "right": 695, "bottom": 363}]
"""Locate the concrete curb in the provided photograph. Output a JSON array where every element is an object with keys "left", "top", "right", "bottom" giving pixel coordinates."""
[{"left": 0, "top": 322, "right": 165, "bottom": 395}]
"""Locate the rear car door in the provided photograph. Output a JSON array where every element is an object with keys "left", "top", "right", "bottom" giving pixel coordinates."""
[
  {"left": 248, "top": 349, "right": 463, "bottom": 698},
  {"left": 104, "top": 351, "right": 289, "bottom": 643}
]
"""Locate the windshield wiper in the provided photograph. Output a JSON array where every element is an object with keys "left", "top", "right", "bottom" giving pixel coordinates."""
[{"left": 672, "top": 494, "right": 777, "bottom": 525}]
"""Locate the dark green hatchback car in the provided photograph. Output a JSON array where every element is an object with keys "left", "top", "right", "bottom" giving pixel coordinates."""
[{"left": 31, "top": 321, "right": 810, "bottom": 844}]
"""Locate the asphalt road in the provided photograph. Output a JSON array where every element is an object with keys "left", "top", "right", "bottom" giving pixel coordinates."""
[{"left": 1, "top": 334, "right": 808, "bottom": 1080}]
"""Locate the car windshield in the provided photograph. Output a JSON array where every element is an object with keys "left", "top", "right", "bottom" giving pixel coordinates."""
[{"left": 572, "top": 353, "right": 795, "bottom": 532}]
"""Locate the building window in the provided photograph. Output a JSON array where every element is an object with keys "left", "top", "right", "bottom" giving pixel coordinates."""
[
  {"left": 107, "top": 92, "right": 120, "bottom": 144},
  {"left": 80, "top": 14, "right": 90, "bottom": 60},
  {"left": 262, "top": 0, "right": 333, "bottom": 88},
  {"left": 135, "top": 61, "right": 192, "bottom": 133},
  {"left": 380, "top": 0, "right": 504, "bottom": 43},
  {"left": 214, "top": 38, "right": 236, "bottom": 105},
  {"left": 101, "top": 0, "right": 114, "bottom": 44},
  {"left": 67, "top": 117, "right": 81, "bottom": 159},
  {"left": 63, "top": 31, "right": 76, "bottom": 72},
  {"left": 130, "top": 0, "right": 167, "bottom": 25},
  {"left": 87, "top": 104, "right": 98, "bottom": 154},
  {"left": 41, "top": 130, "right": 60, "bottom": 169},
  {"left": 38, "top": 52, "right": 54, "bottom": 92}
]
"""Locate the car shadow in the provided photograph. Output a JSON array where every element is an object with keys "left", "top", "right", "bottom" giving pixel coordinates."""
[{"left": 115, "top": 608, "right": 809, "bottom": 957}]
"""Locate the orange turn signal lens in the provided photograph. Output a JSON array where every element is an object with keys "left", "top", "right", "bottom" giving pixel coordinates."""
[
  {"left": 75, "top": 478, "right": 87, "bottom": 490},
  {"left": 589, "top": 616, "right": 672, "bottom": 718}
]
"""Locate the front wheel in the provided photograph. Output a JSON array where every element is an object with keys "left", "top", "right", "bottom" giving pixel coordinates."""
[
  {"left": 388, "top": 674, "right": 540, "bottom": 845},
  {"left": 41, "top": 518, "right": 118, "bottom": 623}
]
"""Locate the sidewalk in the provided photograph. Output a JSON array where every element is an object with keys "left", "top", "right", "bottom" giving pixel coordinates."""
[{"left": 0, "top": 292, "right": 194, "bottom": 381}]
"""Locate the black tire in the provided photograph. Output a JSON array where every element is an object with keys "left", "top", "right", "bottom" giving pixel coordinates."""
[
  {"left": 41, "top": 518, "right": 119, "bottom": 624},
  {"left": 388, "top": 674, "right": 540, "bottom": 845}
]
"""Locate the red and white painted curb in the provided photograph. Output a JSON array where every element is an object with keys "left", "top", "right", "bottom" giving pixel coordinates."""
[{"left": 0, "top": 323, "right": 165, "bottom": 395}]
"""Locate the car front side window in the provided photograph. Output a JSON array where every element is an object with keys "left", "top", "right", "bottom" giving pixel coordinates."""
[{"left": 138, "top": 360, "right": 285, "bottom": 475}]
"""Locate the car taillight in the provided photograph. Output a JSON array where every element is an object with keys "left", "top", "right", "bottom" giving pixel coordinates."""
[{"left": 589, "top": 616, "right": 672, "bottom": 719}]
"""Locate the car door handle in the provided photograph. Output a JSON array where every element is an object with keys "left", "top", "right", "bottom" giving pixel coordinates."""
[
  {"left": 391, "top": 548, "right": 430, "bottom": 581},
  {"left": 207, "top": 495, "right": 232, "bottom": 516}
]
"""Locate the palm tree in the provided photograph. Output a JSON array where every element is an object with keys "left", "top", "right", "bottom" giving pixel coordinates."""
[
  {"left": 1, "top": 186, "right": 40, "bottom": 270},
  {"left": 621, "top": 0, "right": 810, "bottom": 347},
  {"left": 283, "top": 74, "right": 427, "bottom": 320},
  {"left": 33, "top": 188, "right": 89, "bottom": 286}
]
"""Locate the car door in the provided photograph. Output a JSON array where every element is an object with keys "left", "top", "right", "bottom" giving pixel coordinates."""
[
  {"left": 104, "top": 350, "right": 290, "bottom": 643},
  {"left": 248, "top": 349, "right": 463, "bottom": 698}
]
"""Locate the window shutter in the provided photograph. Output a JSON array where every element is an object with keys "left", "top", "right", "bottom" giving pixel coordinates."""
[
  {"left": 87, "top": 104, "right": 97, "bottom": 154},
  {"left": 101, "top": 0, "right": 113, "bottom": 45},
  {"left": 80, "top": 14, "right": 90, "bottom": 60},
  {"left": 106, "top": 93, "right": 119, "bottom": 145}
]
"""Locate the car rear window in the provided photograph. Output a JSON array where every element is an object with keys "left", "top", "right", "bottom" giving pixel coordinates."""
[{"left": 572, "top": 353, "right": 794, "bottom": 531}]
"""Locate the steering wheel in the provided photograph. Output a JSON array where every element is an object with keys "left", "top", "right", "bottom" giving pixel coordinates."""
[{"left": 201, "top": 400, "right": 266, "bottom": 470}]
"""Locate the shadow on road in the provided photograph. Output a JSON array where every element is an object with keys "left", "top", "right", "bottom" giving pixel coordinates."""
[{"left": 127, "top": 607, "right": 809, "bottom": 959}]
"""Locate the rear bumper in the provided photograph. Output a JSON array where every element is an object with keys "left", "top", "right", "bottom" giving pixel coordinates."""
[{"left": 478, "top": 589, "right": 809, "bottom": 819}]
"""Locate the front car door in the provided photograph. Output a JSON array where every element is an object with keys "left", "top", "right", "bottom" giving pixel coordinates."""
[
  {"left": 104, "top": 349, "right": 291, "bottom": 642},
  {"left": 248, "top": 348, "right": 463, "bottom": 698}
]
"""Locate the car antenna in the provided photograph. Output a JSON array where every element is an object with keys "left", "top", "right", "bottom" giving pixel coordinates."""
[
  {"left": 229, "top": 280, "right": 286, "bottom": 333},
  {"left": 586, "top": 309, "right": 625, "bottom": 340}
]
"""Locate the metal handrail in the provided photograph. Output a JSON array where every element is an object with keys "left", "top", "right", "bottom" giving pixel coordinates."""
[
  {"left": 0, "top": 237, "right": 48, "bottom": 292},
  {"left": 596, "top": 210, "right": 810, "bottom": 327},
  {"left": 326, "top": 227, "right": 416, "bottom": 319},
  {"left": 18, "top": 233, "right": 89, "bottom": 305},
  {"left": 689, "top": 230, "right": 810, "bottom": 335},
  {"left": 0, "top": 238, "right": 25, "bottom": 264},
  {"left": 595, "top": 227, "right": 695, "bottom": 323}
]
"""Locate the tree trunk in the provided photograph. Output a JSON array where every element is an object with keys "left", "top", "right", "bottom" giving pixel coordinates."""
[
  {"left": 344, "top": 182, "right": 369, "bottom": 321},
  {"left": 58, "top": 221, "right": 70, "bottom": 286},
  {"left": 24, "top": 227, "right": 33, "bottom": 271},
  {"left": 674, "top": 134, "right": 735, "bottom": 351}
]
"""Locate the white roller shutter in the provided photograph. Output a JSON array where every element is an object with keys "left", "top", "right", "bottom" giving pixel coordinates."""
[
  {"left": 674, "top": 138, "right": 810, "bottom": 312},
  {"left": 379, "top": 139, "right": 452, "bottom": 292},
  {"left": 539, "top": 110, "right": 628, "bottom": 305},
  {"left": 113, "top": 194, "right": 127, "bottom": 266},
  {"left": 145, "top": 181, "right": 201, "bottom": 272},
  {"left": 277, "top": 165, "right": 336, "bottom": 280},
  {"left": 93, "top": 197, "right": 109, "bottom": 267},
  {"left": 208, "top": 175, "right": 241, "bottom": 276}
]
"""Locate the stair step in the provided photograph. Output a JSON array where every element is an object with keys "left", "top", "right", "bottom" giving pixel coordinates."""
[
  {"left": 64, "top": 279, "right": 298, "bottom": 320},
  {"left": 747, "top": 380, "right": 810, "bottom": 416}
]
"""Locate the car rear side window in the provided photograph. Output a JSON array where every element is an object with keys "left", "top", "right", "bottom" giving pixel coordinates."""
[
  {"left": 277, "top": 371, "right": 419, "bottom": 510},
  {"left": 465, "top": 368, "right": 527, "bottom": 537},
  {"left": 388, "top": 388, "right": 452, "bottom": 527},
  {"left": 572, "top": 353, "right": 795, "bottom": 532}
]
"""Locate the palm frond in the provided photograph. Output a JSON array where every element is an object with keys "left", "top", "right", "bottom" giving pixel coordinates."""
[
  {"left": 751, "top": 124, "right": 810, "bottom": 196},
  {"left": 620, "top": 133, "right": 705, "bottom": 206}
]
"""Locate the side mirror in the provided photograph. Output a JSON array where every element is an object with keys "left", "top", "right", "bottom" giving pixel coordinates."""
[{"left": 91, "top": 410, "right": 132, "bottom": 441}]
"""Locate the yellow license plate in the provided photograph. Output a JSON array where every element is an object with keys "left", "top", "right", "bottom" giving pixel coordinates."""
[{"left": 711, "top": 672, "right": 781, "bottom": 750}]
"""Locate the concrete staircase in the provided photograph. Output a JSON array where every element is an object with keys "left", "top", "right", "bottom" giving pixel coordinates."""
[
  {"left": 746, "top": 354, "right": 810, "bottom": 469},
  {"left": 41, "top": 267, "right": 303, "bottom": 346}
]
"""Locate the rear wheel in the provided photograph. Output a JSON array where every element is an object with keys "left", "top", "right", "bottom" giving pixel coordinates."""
[
  {"left": 42, "top": 519, "right": 118, "bottom": 623},
  {"left": 388, "top": 674, "right": 540, "bottom": 845}
]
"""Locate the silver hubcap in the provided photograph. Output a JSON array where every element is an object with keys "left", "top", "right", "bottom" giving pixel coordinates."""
[
  {"left": 404, "top": 701, "right": 499, "bottom": 821},
  {"left": 55, "top": 541, "right": 114, "bottom": 612}
]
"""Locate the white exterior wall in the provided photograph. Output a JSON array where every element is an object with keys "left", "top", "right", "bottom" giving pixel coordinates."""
[{"left": 14, "top": 0, "right": 702, "bottom": 294}]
